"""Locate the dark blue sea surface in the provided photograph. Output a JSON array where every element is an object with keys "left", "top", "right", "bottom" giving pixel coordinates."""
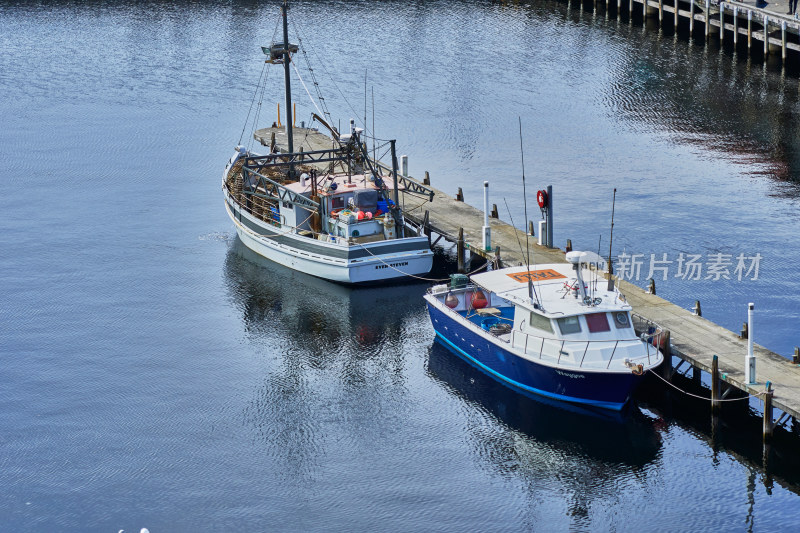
[{"left": 2, "top": 0, "right": 800, "bottom": 531}]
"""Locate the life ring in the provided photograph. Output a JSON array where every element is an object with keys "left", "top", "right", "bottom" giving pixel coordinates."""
[{"left": 537, "top": 190, "right": 548, "bottom": 209}]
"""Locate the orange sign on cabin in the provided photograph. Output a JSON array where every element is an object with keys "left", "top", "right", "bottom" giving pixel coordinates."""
[{"left": 506, "top": 269, "right": 566, "bottom": 283}]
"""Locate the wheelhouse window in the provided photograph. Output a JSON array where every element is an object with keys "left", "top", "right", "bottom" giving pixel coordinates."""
[
  {"left": 556, "top": 316, "right": 581, "bottom": 335},
  {"left": 529, "top": 312, "right": 554, "bottom": 333},
  {"left": 612, "top": 311, "right": 631, "bottom": 329},
  {"left": 585, "top": 312, "right": 611, "bottom": 333}
]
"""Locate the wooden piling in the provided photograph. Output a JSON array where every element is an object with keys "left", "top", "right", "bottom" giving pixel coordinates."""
[
  {"left": 456, "top": 187, "right": 464, "bottom": 202},
  {"left": 528, "top": 221, "right": 535, "bottom": 236},
  {"left": 566, "top": 239, "right": 572, "bottom": 253},
  {"left": 424, "top": 171, "right": 430, "bottom": 186},
  {"left": 457, "top": 227, "right": 465, "bottom": 273},
  {"left": 720, "top": 4, "right": 725, "bottom": 44},
  {"left": 711, "top": 355, "right": 721, "bottom": 413},
  {"left": 693, "top": 300, "right": 702, "bottom": 316},
  {"left": 705, "top": 0, "right": 710, "bottom": 40},
  {"left": 643, "top": 0, "right": 648, "bottom": 19},
  {"left": 734, "top": 7, "right": 738, "bottom": 45},
  {"left": 659, "top": 0, "right": 663, "bottom": 22},
  {"left": 782, "top": 21, "right": 787, "bottom": 63},
  {"left": 494, "top": 245, "right": 501, "bottom": 269},
  {"left": 793, "top": 347, "right": 799, "bottom": 365},
  {"left": 491, "top": 204, "right": 499, "bottom": 219},
  {"left": 630, "top": 0, "right": 634, "bottom": 16},
  {"left": 764, "top": 16, "right": 769, "bottom": 57},
  {"left": 647, "top": 278, "right": 656, "bottom": 295},
  {"left": 690, "top": 0, "right": 695, "bottom": 35},
  {"left": 764, "top": 382, "right": 774, "bottom": 441},
  {"left": 674, "top": 0, "right": 678, "bottom": 28},
  {"left": 741, "top": 322, "right": 749, "bottom": 339},
  {"left": 748, "top": 11, "right": 752, "bottom": 50}
]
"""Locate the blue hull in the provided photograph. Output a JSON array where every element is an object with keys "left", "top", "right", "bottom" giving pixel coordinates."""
[{"left": 426, "top": 302, "right": 643, "bottom": 410}]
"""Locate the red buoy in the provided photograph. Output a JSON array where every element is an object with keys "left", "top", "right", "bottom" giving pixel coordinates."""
[{"left": 471, "top": 290, "right": 488, "bottom": 309}]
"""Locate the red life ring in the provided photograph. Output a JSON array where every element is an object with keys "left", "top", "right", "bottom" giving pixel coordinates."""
[{"left": 537, "top": 190, "right": 548, "bottom": 209}]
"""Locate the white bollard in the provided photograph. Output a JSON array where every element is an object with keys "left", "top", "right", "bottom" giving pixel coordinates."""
[
  {"left": 401, "top": 155, "right": 408, "bottom": 178},
  {"left": 746, "top": 302, "right": 756, "bottom": 384},
  {"left": 482, "top": 181, "right": 491, "bottom": 251}
]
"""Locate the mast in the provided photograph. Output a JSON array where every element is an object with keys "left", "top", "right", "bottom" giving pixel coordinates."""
[{"left": 281, "top": 0, "right": 294, "bottom": 158}]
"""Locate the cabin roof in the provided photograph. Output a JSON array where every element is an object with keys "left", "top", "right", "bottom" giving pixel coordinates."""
[
  {"left": 471, "top": 264, "right": 632, "bottom": 317},
  {"left": 283, "top": 172, "right": 404, "bottom": 196}
]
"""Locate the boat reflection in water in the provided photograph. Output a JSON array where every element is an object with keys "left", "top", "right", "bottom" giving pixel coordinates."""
[
  {"left": 427, "top": 338, "right": 662, "bottom": 469},
  {"left": 224, "top": 237, "right": 428, "bottom": 353}
]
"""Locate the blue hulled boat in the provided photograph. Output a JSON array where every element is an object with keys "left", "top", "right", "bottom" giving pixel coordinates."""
[{"left": 424, "top": 251, "right": 665, "bottom": 410}]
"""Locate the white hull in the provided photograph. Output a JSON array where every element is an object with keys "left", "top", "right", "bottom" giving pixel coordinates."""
[{"left": 226, "top": 196, "right": 433, "bottom": 284}]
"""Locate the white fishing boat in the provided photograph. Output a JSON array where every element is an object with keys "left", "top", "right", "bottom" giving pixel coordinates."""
[
  {"left": 424, "top": 251, "right": 666, "bottom": 410},
  {"left": 223, "top": 1, "right": 434, "bottom": 284}
]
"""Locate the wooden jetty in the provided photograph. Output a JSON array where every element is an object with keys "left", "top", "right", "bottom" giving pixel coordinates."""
[
  {"left": 570, "top": 0, "right": 800, "bottom": 64},
  {"left": 257, "top": 125, "right": 799, "bottom": 441},
  {"left": 399, "top": 175, "right": 800, "bottom": 441}
]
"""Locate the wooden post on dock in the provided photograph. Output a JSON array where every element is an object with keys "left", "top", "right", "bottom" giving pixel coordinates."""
[
  {"left": 793, "top": 347, "right": 799, "bottom": 365},
  {"left": 647, "top": 278, "right": 656, "bottom": 295},
  {"left": 764, "top": 381, "right": 774, "bottom": 441},
  {"left": 491, "top": 204, "right": 499, "bottom": 218},
  {"left": 748, "top": 11, "right": 752, "bottom": 50},
  {"left": 643, "top": 0, "right": 648, "bottom": 19},
  {"left": 456, "top": 187, "right": 464, "bottom": 202},
  {"left": 782, "top": 21, "right": 787, "bottom": 63},
  {"left": 528, "top": 221, "right": 535, "bottom": 236},
  {"left": 705, "top": 0, "right": 710, "bottom": 40},
  {"left": 711, "top": 355, "right": 721, "bottom": 413},
  {"left": 693, "top": 300, "right": 702, "bottom": 316},
  {"left": 690, "top": 0, "right": 695, "bottom": 35},
  {"left": 733, "top": 7, "right": 738, "bottom": 45},
  {"left": 494, "top": 246, "right": 501, "bottom": 269},
  {"left": 457, "top": 227, "right": 465, "bottom": 273},
  {"left": 659, "top": 0, "right": 663, "bottom": 22},
  {"left": 424, "top": 171, "right": 430, "bottom": 186},
  {"left": 674, "top": 0, "right": 678, "bottom": 28},
  {"left": 764, "top": 16, "right": 769, "bottom": 57},
  {"left": 566, "top": 239, "right": 572, "bottom": 253},
  {"left": 720, "top": 4, "right": 725, "bottom": 44}
]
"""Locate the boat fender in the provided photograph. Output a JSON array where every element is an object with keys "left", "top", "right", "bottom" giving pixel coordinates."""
[
  {"left": 445, "top": 292, "right": 459, "bottom": 308},
  {"left": 632, "top": 364, "right": 644, "bottom": 376}
]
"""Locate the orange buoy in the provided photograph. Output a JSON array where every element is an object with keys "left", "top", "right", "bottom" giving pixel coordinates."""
[
  {"left": 471, "top": 290, "right": 488, "bottom": 309},
  {"left": 445, "top": 292, "right": 459, "bottom": 308}
]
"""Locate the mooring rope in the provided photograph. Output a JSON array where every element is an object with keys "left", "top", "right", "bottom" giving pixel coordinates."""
[{"left": 647, "top": 368, "right": 763, "bottom": 402}]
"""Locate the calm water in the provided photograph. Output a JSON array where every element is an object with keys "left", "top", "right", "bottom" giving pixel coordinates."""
[{"left": 2, "top": 0, "right": 800, "bottom": 530}]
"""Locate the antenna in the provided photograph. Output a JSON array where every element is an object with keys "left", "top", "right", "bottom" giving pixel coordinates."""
[
  {"left": 372, "top": 86, "right": 376, "bottom": 165},
  {"left": 504, "top": 199, "right": 542, "bottom": 309},
  {"left": 607, "top": 188, "right": 617, "bottom": 292},
  {"left": 519, "top": 117, "right": 534, "bottom": 304},
  {"left": 364, "top": 69, "right": 367, "bottom": 136}
]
